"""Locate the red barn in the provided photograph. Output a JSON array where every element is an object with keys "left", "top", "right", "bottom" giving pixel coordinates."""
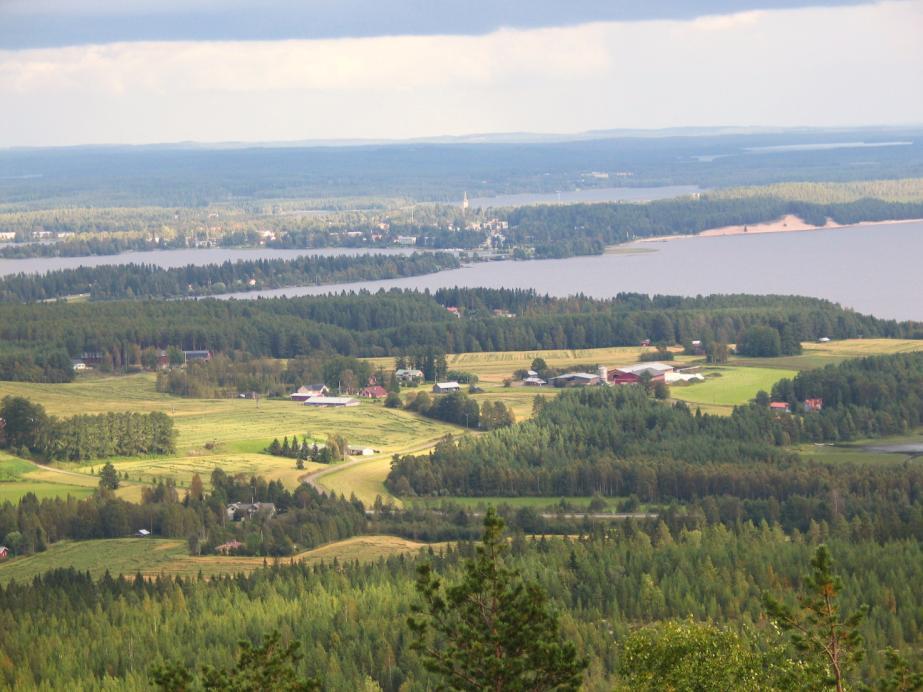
[
  {"left": 360, "top": 385, "right": 389, "bottom": 399},
  {"left": 609, "top": 371, "right": 642, "bottom": 385}
]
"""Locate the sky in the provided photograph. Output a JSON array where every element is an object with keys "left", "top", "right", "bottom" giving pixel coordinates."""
[{"left": 0, "top": 0, "right": 921, "bottom": 147}]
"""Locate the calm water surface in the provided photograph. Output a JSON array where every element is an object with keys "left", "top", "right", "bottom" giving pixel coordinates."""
[
  {"left": 0, "top": 246, "right": 418, "bottom": 277},
  {"left": 217, "top": 221, "right": 923, "bottom": 321}
]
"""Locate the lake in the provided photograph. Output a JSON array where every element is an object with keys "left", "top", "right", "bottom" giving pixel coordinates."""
[
  {"left": 463, "top": 185, "right": 701, "bottom": 208},
  {"left": 215, "top": 221, "right": 923, "bottom": 321},
  {"left": 0, "top": 246, "right": 419, "bottom": 277}
]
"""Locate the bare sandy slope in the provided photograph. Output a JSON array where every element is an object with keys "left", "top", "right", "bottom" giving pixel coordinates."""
[{"left": 635, "top": 214, "right": 922, "bottom": 243}]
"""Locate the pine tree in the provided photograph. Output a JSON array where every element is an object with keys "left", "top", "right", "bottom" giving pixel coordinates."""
[
  {"left": 408, "top": 508, "right": 587, "bottom": 690},
  {"left": 763, "top": 545, "right": 868, "bottom": 692}
]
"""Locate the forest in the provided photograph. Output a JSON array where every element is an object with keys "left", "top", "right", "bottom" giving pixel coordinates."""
[
  {"left": 0, "top": 519, "right": 921, "bottom": 689},
  {"left": 1, "top": 289, "right": 919, "bottom": 383},
  {"left": 3, "top": 129, "right": 922, "bottom": 208},
  {"left": 506, "top": 196, "right": 923, "bottom": 258},
  {"left": 387, "top": 353, "right": 923, "bottom": 537},
  {"left": 0, "top": 252, "right": 461, "bottom": 302}
]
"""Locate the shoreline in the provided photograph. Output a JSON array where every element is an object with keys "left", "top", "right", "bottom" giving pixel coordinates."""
[{"left": 633, "top": 215, "right": 923, "bottom": 244}]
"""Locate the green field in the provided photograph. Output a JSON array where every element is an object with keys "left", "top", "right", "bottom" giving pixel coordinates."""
[
  {"left": 0, "top": 535, "right": 447, "bottom": 583},
  {"left": 2, "top": 339, "right": 919, "bottom": 508},
  {"left": 0, "top": 452, "right": 97, "bottom": 502},
  {"left": 0, "top": 374, "right": 460, "bottom": 500},
  {"left": 671, "top": 365, "right": 798, "bottom": 410}
]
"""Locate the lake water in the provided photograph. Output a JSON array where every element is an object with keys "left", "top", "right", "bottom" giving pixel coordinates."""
[
  {"left": 464, "top": 185, "right": 701, "bottom": 208},
  {"left": 215, "top": 221, "right": 923, "bottom": 321},
  {"left": 0, "top": 246, "right": 419, "bottom": 277}
]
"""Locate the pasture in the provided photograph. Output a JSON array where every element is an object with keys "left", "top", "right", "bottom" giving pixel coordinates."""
[
  {"left": 0, "top": 374, "right": 459, "bottom": 497},
  {"left": 670, "top": 365, "right": 798, "bottom": 410},
  {"left": 0, "top": 535, "right": 447, "bottom": 583},
  {"left": 0, "top": 453, "right": 97, "bottom": 503}
]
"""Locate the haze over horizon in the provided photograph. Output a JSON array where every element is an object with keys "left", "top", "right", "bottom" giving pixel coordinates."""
[{"left": 1, "top": 0, "right": 922, "bottom": 148}]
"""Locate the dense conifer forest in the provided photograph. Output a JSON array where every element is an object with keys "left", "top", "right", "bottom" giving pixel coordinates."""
[
  {"left": 1, "top": 289, "right": 919, "bottom": 383},
  {"left": 0, "top": 252, "right": 461, "bottom": 302}
]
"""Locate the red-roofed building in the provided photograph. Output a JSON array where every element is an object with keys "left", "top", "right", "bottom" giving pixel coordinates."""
[
  {"left": 803, "top": 398, "right": 824, "bottom": 412},
  {"left": 610, "top": 371, "right": 642, "bottom": 386},
  {"left": 360, "top": 385, "right": 389, "bottom": 399},
  {"left": 769, "top": 402, "right": 791, "bottom": 413}
]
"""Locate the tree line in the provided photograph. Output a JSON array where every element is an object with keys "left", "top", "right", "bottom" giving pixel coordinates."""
[
  {"left": 505, "top": 195, "right": 923, "bottom": 258},
  {"left": 0, "top": 396, "right": 176, "bottom": 462},
  {"left": 2, "top": 289, "right": 918, "bottom": 383},
  {"left": 0, "top": 252, "right": 461, "bottom": 302}
]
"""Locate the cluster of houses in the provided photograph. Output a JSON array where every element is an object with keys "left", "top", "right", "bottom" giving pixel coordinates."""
[
  {"left": 290, "top": 378, "right": 392, "bottom": 408},
  {"left": 524, "top": 362, "right": 706, "bottom": 389},
  {"left": 770, "top": 398, "right": 823, "bottom": 414},
  {"left": 291, "top": 384, "right": 360, "bottom": 408}
]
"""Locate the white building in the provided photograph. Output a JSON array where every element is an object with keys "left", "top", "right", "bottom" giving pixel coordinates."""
[{"left": 303, "top": 396, "right": 360, "bottom": 408}]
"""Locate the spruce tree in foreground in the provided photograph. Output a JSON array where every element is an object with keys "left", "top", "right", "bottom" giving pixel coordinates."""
[
  {"left": 409, "top": 507, "right": 587, "bottom": 691},
  {"left": 763, "top": 545, "right": 868, "bottom": 692}
]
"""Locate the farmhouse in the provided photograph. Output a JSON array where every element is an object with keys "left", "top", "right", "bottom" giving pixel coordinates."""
[
  {"left": 359, "top": 385, "right": 388, "bottom": 399},
  {"left": 611, "top": 362, "right": 674, "bottom": 382},
  {"left": 71, "top": 359, "right": 87, "bottom": 371},
  {"left": 432, "top": 381, "right": 461, "bottom": 394},
  {"left": 395, "top": 368, "right": 424, "bottom": 383},
  {"left": 226, "top": 502, "right": 277, "bottom": 522},
  {"left": 550, "top": 373, "right": 601, "bottom": 387},
  {"left": 183, "top": 350, "right": 212, "bottom": 362},
  {"left": 303, "top": 396, "right": 360, "bottom": 408},
  {"left": 522, "top": 376, "right": 547, "bottom": 386},
  {"left": 769, "top": 402, "right": 791, "bottom": 413},
  {"left": 290, "top": 384, "right": 329, "bottom": 401},
  {"left": 803, "top": 398, "right": 824, "bottom": 412}
]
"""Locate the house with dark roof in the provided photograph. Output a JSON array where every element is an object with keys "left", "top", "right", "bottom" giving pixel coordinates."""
[{"left": 550, "top": 373, "right": 601, "bottom": 388}]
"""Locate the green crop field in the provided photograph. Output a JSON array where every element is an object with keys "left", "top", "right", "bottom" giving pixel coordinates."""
[
  {"left": 0, "top": 535, "right": 447, "bottom": 583},
  {"left": 670, "top": 365, "right": 798, "bottom": 410}
]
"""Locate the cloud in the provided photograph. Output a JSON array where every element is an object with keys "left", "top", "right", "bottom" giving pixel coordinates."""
[
  {"left": 0, "top": 1, "right": 872, "bottom": 49},
  {"left": 0, "top": 1, "right": 920, "bottom": 146}
]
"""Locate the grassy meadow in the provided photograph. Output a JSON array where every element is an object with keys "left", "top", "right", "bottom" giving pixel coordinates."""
[
  {"left": 0, "top": 374, "right": 460, "bottom": 501},
  {"left": 670, "top": 365, "right": 799, "bottom": 411}
]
